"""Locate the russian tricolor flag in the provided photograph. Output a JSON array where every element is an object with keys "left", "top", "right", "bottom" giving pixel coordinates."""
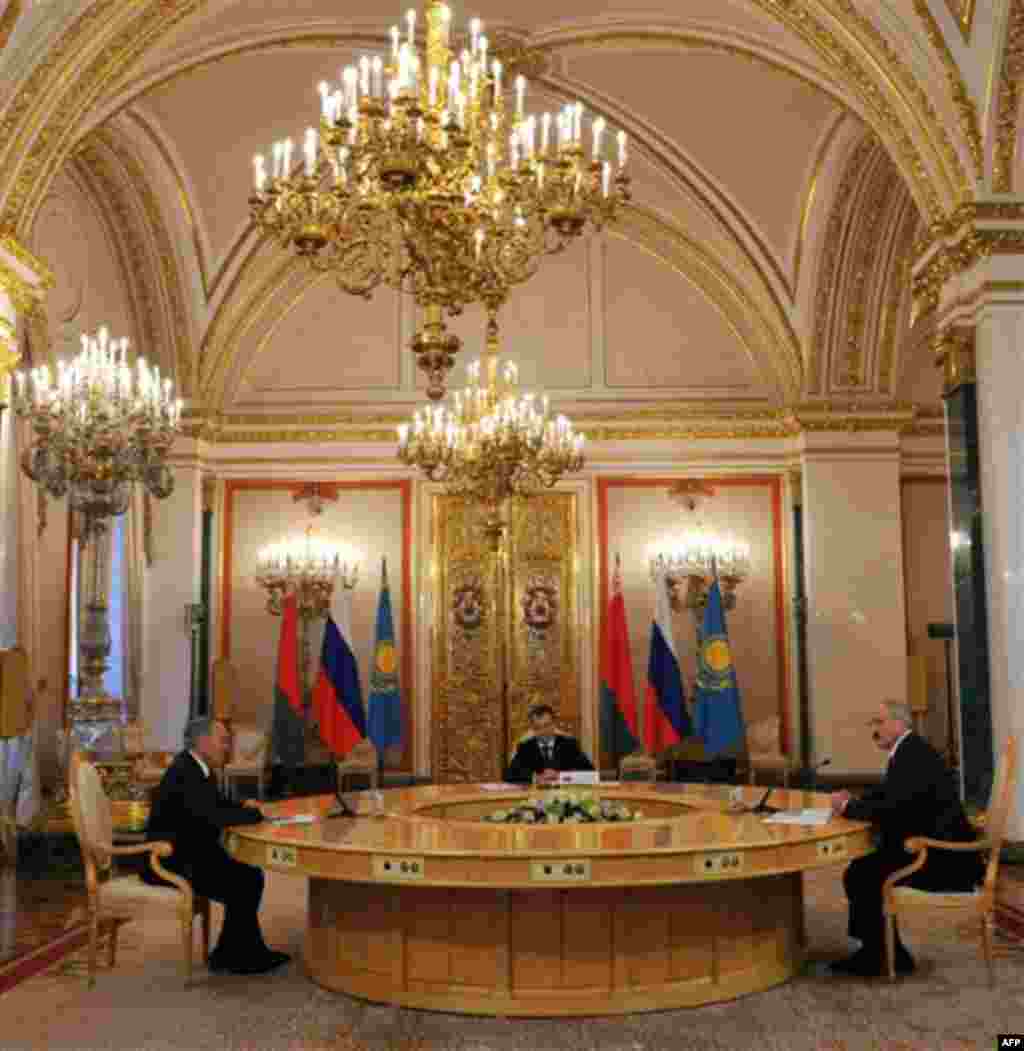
[
  {"left": 312, "top": 588, "right": 366, "bottom": 758},
  {"left": 643, "top": 565, "right": 692, "bottom": 752}
]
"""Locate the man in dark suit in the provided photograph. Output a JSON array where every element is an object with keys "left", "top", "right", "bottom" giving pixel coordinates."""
[
  {"left": 504, "top": 704, "right": 594, "bottom": 785},
  {"left": 141, "top": 717, "right": 291, "bottom": 975},
  {"left": 828, "top": 700, "right": 983, "bottom": 977}
]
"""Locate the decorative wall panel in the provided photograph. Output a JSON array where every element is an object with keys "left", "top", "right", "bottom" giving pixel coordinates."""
[{"left": 432, "top": 493, "right": 579, "bottom": 784}]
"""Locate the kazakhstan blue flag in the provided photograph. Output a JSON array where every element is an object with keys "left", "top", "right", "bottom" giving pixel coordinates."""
[
  {"left": 693, "top": 577, "right": 745, "bottom": 756},
  {"left": 367, "top": 557, "right": 403, "bottom": 754}
]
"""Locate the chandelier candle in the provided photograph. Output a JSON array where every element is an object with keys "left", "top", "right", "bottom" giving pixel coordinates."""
[{"left": 248, "top": 0, "right": 631, "bottom": 400}]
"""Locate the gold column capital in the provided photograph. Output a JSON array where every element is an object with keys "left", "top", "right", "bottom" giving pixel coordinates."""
[{"left": 932, "top": 326, "right": 975, "bottom": 394}]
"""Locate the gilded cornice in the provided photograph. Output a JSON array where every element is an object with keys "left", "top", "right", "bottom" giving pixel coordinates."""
[
  {"left": 912, "top": 0, "right": 983, "bottom": 178},
  {"left": 992, "top": 0, "right": 1024, "bottom": 193},
  {"left": 0, "top": 231, "right": 55, "bottom": 289},
  {"left": 0, "top": 0, "right": 210, "bottom": 235},
  {"left": 913, "top": 225, "right": 1024, "bottom": 314}
]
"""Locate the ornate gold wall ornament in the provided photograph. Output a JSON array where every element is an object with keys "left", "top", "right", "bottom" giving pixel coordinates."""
[
  {"left": 912, "top": 0, "right": 983, "bottom": 178},
  {"left": 0, "top": 318, "right": 20, "bottom": 390},
  {"left": 913, "top": 226, "right": 1024, "bottom": 315},
  {"left": 992, "top": 0, "right": 1024, "bottom": 193},
  {"left": 0, "top": 258, "right": 44, "bottom": 316},
  {"left": 0, "top": 232, "right": 55, "bottom": 290},
  {"left": 432, "top": 492, "right": 578, "bottom": 784},
  {"left": 932, "top": 326, "right": 976, "bottom": 393}
]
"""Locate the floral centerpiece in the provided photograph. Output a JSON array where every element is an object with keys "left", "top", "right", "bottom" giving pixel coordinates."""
[{"left": 484, "top": 791, "right": 641, "bottom": 824}]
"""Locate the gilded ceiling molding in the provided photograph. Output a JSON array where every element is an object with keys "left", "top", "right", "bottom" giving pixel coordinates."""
[
  {"left": 992, "top": 0, "right": 1024, "bottom": 193},
  {"left": 0, "top": 0, "right": 211, "bottom": 236},
  {"left": 0, "top": 1, "right": 23, "bottom": 55},
  {"left": 810, "top": 133, "right": 878, "bottom": 394},
  {"left": 0, "top": 259, "right": 43, "bottom": 316},
  {"left": 944, "top": 0, "right": 976, "bottom": 41},
  {"left": 72, "top": 128, "right": 195, "bottom": 395},
  {"left": 0, "top": 232, "right": 54, "bottom": 289},
  {"left": 876, "top": 203, "right": 920, "bottom": 395},
  {"left": 913, "top": 225, "right": 1024, "bottom": 316},
  {"left": 124, "top": 109, "right": 214, "bottom": 302},
  {"left": 749, "top": 0, "right": 963, "bottom": 223},
  {"left": 795, "top": 112, "right": 847, "bottom": 297},
  {"left": 912, "top": 0, "right": 983, "bottom": 178}
]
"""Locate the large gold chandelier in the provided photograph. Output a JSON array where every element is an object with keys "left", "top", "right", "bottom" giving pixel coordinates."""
[
  {"left": 11, "top": 325, "right": 181, "bottom": 539},
  {"left": 249, "top": 1, "right": 630, "bottom": 400},
  {"left": 397, "top": 308, "right": 583, "bottom": 547}
]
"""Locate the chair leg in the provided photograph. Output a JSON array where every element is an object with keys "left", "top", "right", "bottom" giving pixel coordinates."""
[
  {"left": 87, "top": 908, "right": 99, "bottom": 989},
  {"left": 981, "top": 913, "right": 996, "bottom": 988},
  {"left": 181, "top": 913, "right": 193, "bottom": 987},
  {"left": 883, "top": 911, "right": 896, "bottom": 981},
  {"left": 198, "top": 897, "right": 211, "bottom": 963},
  {"left": 106, "top": 918, "right": 120, "bottom": 968}
]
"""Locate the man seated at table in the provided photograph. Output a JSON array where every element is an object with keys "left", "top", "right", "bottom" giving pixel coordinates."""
[
  {"left": 504, "top": 704, "right": 594, "bottom": 785},
  {"left": 828, "top": 700, "right": 983, "bottom": 977},
  {"left": 141, "top": 716, "right": 291, "bottom": 975}
]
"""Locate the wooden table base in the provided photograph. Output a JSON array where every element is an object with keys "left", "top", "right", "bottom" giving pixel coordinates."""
[{"left": 306, "top": 872, "right": 806, "bottom": 1016}]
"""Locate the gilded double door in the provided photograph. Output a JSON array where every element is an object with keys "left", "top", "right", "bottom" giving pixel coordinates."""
[{"left": 431, "top": 493, "right": 580, "bottom": 784}]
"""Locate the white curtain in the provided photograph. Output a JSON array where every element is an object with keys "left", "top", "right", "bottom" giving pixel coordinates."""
[{"left": 124, "top": 486, "right": 146, "bottom": 721}]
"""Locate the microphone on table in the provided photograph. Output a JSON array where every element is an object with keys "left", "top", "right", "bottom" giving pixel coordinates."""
[
  {"left": 809, "top": 757, "right": 832, "bottom": 796},
  {"left": 328, "top": 792, "right": 357, "bottom": 819},
  {"left": 751, "top": 786, "right": 779, "bottom": 815}
]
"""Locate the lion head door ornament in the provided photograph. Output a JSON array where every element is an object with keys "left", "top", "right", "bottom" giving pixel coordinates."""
[
  {"left": 452, "top": 575, "right": 485, "bottom": 634},
  {"left": 521, "top": 574, "right": 559, "bottom": 640}
]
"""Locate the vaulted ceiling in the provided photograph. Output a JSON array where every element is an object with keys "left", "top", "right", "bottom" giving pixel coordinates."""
[{"left": 23, "top": 0, "right": 936, "bottom": 420}]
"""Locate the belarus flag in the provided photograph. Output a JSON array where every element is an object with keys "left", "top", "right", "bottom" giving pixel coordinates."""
[
  {"left": 312, "top": 587, "right": 366, "bottom": 758},
  {"left": 643, "top": 565, "right": 692, "bottom": 752}
]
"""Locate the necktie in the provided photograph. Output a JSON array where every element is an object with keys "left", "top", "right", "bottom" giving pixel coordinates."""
[{"left": 543, "top": 740, "right": 553, "bottom": 763}]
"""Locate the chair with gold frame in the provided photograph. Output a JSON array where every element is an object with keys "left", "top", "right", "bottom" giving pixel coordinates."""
[
  {"left": 618, "top": 752, "right": 658, "bottom": 783},
  {"left": 221, "top": 725, "right": 271, "bottom": 800},
  {"left": 336, "top": 738, "right": 379, "bottom": 793},
  {"left": 746, "top": 715, "right": 795, "bottom": 788},
  {"left": 882, "top": 735, "right": 1018, "bottom": 986},
  {"left": 68, "top": 751, "right": 211, "bottom": 987}
]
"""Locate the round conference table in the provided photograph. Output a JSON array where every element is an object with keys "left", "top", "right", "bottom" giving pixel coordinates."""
[{"left": 225, "top": 782, "right": 872, "bottom": 1016}]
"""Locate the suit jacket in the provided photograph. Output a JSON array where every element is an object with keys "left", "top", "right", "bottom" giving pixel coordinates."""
[
  {"left": 843, "top": 732, "right": 983, "bottom": 888},
  {"left": 142, "top": 751, "right": 262, "bottom": 881},
  {"left": 504, "top": 734, "right": 594, "bottom": 784}
]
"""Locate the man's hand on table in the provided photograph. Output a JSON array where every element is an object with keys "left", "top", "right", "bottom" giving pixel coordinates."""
[
  {"left": 536, "top": 769, "right": 559, "bottom": 785},
  {"left": 830, "top": 790, "right": 851, "bottom": 817}
]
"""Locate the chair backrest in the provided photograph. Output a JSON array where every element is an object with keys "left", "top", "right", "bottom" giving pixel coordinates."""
[
  {"left": 338, "top": 738, "right": 377, "bottom": 772},
  {"left": 231, "top": 725, "right": 268, "bottom": 766},
  {"left": 747, "top": 716, "right": 780, "bottom": 756},
  {"left": 120, "top": 721, "right": 147, "bottom": 756},
  {"left": 981, "top": 735, "right": 1019, "bottom": 891},
  {"left": 68, "top": 752, "right": 114, "bottom": 874},
  {"left": 0, "top": 647, "right": 30, "bottom": 739},
  {"left": 619, "top": 752, "right": 657, "bottom": 782}
]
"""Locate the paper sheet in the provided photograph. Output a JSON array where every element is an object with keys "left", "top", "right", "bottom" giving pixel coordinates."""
[{"left": 761, "top": 808, "right": 832, "bottom": 826}]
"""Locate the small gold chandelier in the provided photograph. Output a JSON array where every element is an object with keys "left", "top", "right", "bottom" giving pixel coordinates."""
[
  {"left": 397, "top": 308, "right": 583, "bottom": 547},
  {"left": 248, "top": 0, "right": 630, "bottom": 400},
  {"left": 649, "top": 535, "right": 751, "bottom": 614},
  {"left": 11, "top": 325, "right": 181, "bottom": 540},
  {"left": 255, "top": 525, "right": 359, "bottom": 620}
]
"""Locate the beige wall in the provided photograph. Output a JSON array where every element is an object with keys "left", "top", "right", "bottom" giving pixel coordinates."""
[
  {"left": 901, "top": 478, "right": 955, "bottom": 751},
  {"left": 600, "top": 476, "right": 789, "bottom": 749},
  {"left": 220, "top": 481, "right": 409, "bottom": 762}
]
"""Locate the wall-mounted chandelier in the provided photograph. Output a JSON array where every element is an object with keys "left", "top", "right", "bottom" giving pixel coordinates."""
[
  {"left": 11, "top": 325, "right": 181, "bottom": 540},
  {"left": 649, "top": 535, "right": 751, "bottom": 614},
  {"left": 248, "top": 0, "right": 630, "bottom": 400},
  {"left": 255, "top": 524, "right": 360, "bottom": 621},
  {"left": 397, "top": 308, "right": 583, "bottom": 547}
]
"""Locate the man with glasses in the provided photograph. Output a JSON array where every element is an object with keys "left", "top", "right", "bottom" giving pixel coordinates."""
[
  {"left": 504, "top": 704, "right": 594, "bottom": 785},
  {"left": 827, "top": 700, "right": 983, "bottom": 977},
  {"left": 141, "top": 717, "right": 291, "bottom": 975}
]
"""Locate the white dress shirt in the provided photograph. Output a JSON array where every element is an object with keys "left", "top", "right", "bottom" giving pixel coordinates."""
[{"left": 189, "top": 750, "right": 211, "bottom": 779}]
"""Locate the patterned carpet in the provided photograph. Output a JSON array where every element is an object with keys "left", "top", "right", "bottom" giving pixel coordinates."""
[{"left": 2, "top": 863, "right": 1023, "bottom": 1051}]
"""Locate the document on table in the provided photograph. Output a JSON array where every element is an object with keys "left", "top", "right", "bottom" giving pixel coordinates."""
[
  {"left": 478, "top": 783, "right": 517, "bottom": 791},
  {"left": 761, "top": 808, "right": 832, "bottom": 826},
  {"left": 268, "top": 813, "right": 317, "bottom": 826}
]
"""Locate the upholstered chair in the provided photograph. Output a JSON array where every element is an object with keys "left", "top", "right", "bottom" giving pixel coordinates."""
[
  {"left": 618, "top": 752, "right": 658, "bottom": 783},
  {"left": 746, "top": 715, "right": 794, "bottom": 787},
  {"left": 68, "top": 751, "right": 210, "bottom": 987},
  {"left": 336, "top": 738, "right": 379, "bottom": 793},
  {"left": 882, "top": 735, "right": 1018, "bottom": 985},
  {"left": 221, "top": 725, "right": 270, "bottom": 800}
]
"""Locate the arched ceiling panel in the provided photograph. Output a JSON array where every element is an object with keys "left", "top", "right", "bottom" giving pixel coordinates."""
[{"left": 566, "top": 48, "right": 839, "bottom": 285}]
